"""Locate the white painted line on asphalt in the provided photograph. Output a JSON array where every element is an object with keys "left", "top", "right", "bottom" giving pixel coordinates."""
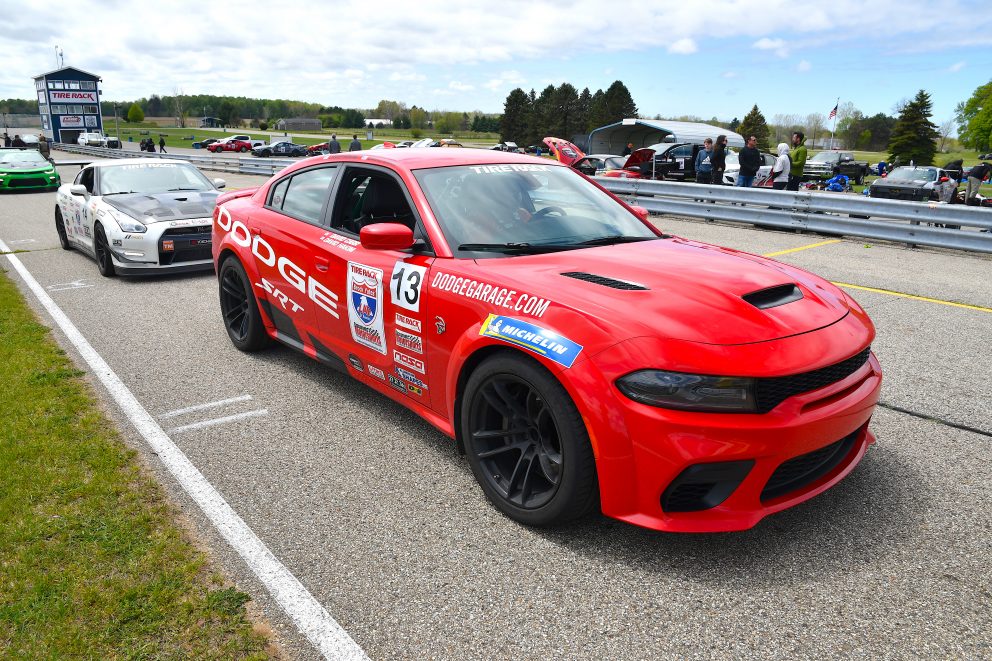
[
  {"left": 160, "top": 394, "right": 254, "bottom": 419},
  {"left": 0, "top": 238, "right": 368, "bottom": 661},
  {"left": 47, "top": 279, "right": 93, "bottom": 291},
  {"left": 168, "top": 409, "right": 269, "bottom": 434},
  {"left": 9, "top": 239, "right": 37, "bottom": 245}
]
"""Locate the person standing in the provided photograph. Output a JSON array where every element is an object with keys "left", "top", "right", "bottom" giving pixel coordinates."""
[
  {"left": 737, "top": 135, "right": 761, "bottom": 187},
  {"left": 711, "top": 134, "right": 728, "bottom": 185},
  {"left": 3, "top": 133, "right": 10, "bottom": 147},
  {"left": 621, "top": 142, "right": 633, "bottom": 157},
  {"left": 348, "top": 135, "right": 362, "bottom": 151},
  {"left": 965, "top": 161, "right": 991, "bottom": 202},
  {"left": 37, "top": 134, "right": 51, "bottom": 160},
  {"left": 787, "top": 131, "right": 807, "bottom": 191},
  {"left": 694, "top": 138, "right": 714, "bottom": 184},
  {"left": 11, "top": 134, "right": 25, "bottom": 147},
  {"left": 328, "top": 134, "right": 341, "bottom": 154},
  {"left": 159, "top": 137, "right": 167, "bottom": 153},
  {"left": 770, "top": 143, "right": 791, "bottom": 190}
]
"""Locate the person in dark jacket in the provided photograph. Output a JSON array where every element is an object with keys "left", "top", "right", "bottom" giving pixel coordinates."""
[
  {"left": 965, "top": 162, "right": 991, "bottom": 201},
  {"left": 3, "top": 133, "right": 10, "bottom": 147},
  {"left": 711, "top": 134, "right": 728, "bottom": 185},
  {"left": 621, "top": 142, "right": 633, "bottom": 156},
  {"left": 11, "top": 134, "right": 26, "bottom": 147},
  {"left": 329, "top": 134, "right": 341, "bottom": 154},
  {"left": 694, "top": 138, "right": 714, "bottom": 184},
  {"left": 159, "top": 137, "right": 167, "bottom": 153},
  {"left": 737, "top": 135, "right": 761, "bottom": 187},
  {"left": 348, "top": 135, "right": 362, "bottom": 151}
]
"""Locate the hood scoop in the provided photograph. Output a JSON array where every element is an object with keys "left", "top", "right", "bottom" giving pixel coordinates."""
[
  {"left": 742, "top": 283, "right": 803, "bottom": 310},
  {"left": 561, "top": 271, "right": 649, "bottom": 291}
]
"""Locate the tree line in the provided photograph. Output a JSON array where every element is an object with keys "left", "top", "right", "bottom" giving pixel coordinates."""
[{"left": 500, "top": 81, "right": 638, "bottom": 146}]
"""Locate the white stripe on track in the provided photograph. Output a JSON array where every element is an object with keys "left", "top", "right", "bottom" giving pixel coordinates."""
[
  {"left": 160, "top": 394, "right": 254, "bottom": 419},
  {"left": 1, "top": 239, "right": 367, "bottom": 661},
  {"left": 168, "top": 409, "right": 268, "bottom": 434}
]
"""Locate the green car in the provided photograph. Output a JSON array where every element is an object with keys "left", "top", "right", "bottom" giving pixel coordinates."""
[{"left": 0, "top": 148, "right": 61, "bottom": 191}]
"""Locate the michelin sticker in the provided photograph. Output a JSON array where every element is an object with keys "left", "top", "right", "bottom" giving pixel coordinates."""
[
  {"left": 347, "top": 262, "right": 386, "bottom": 355},
  {"left": 390, "top": 262, "right": 426, "bottom": 312},
  {"left": 479, "top": 314, "right": 583, "bottom": 368}
]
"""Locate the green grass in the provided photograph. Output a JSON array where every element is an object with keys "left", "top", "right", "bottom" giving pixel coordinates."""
[{"left": 0, "top": 269, "right": 271, "bottom": 659}]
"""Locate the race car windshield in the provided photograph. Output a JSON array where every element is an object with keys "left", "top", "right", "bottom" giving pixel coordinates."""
[
  {"left": 97, "top": 163, "right": 215, "bottom": 195},
  {"left": 886, "top": 168, "right": 936, "bottom": 183},
  {"left": 0, "top": 150, "right": 48, "bottom": 164},
  {"left": 414, "top": 164, "right": 658, "bottom": 256}
]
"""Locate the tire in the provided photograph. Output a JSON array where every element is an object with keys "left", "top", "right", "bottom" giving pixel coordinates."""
[
  {"left": 93, "top": 224, "right": 115, "bottom": 277},
  {"left": 54, "top": 208, "right": 71, "bottom": 251},
  {"left": 239, "top": 146, "right": 249, "bottom": 153},
  {"left": 461, "top": 353, "right": 598, "bottom": 526},
  {"left": 218, "top": 256, "right": 271, "bottom": 352}
]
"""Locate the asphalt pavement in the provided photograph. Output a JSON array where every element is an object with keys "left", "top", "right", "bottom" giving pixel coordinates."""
[{"left": 1, "top": 155, "right": 989, "bottom": 659}]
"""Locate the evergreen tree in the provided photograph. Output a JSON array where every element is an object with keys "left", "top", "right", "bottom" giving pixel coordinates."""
[
  {"left": 737, "top": 105, "right": 771, "bottom": 151},
  {"left": 603, "top": 80, "right": 638, "bottom": 122},
  {"left": 729, "top": 117, "right": 740, "bottom": 132},
  {"left": 500, "top": 88, "right": 530, "bottom": 143},
  {"left": 587, "top": 89, "right": 608, "bottom": 131},
  {"left": 888, "top": 90, "right": 939, "bottom": 165},
  {"left": 575, "top": 88, "right": 591, "bottom": 137},
  {"left": 529, "top": 86, "right": 556, "bottom": 145},
  {"left": 551, "top": 83, "right": 580, "bottom": 139}
]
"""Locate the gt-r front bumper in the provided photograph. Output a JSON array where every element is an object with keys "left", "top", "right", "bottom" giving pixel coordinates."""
[
  {"left": 563, "top": 316, "right": 882, "bottom": 533},
  {"left": 106, "top": 218, "right": 214, "bottom": 275}
]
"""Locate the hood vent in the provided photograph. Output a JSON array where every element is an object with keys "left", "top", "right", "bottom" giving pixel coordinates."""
[
  {"left": 561, "top": 271, "right": 649, "bottom": 290},
  {"left": 742, "top": 283, "right": 803, "bottom": 310}
]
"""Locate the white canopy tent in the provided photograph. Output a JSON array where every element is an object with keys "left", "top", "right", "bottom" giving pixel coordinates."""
[{"left": 587, "top": 118, "right": 745, "bottom": 154}]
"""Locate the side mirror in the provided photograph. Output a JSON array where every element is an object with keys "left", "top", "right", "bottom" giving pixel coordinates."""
[
  {"left": 213, "top": 178, "right": 226, "bottom": 189},
  {"left": 69, "top": 184, "right": 88, "bottom": 197},
  {"left": 631, "top": 205, "right": 650, "bottom": 222},
  {"left": 360, "top": 223, "right": 415, "bottom": 251}
]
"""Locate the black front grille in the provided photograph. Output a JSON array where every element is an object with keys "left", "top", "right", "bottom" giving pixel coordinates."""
[
  {"left": 9, "top": 177, "right": 48, "bottom": 188},
  {"left": 560, "top": 272, "right": 649, "bottom": 290},
  {"left": 159, "top": 227, "right": 212, "bottom": 265},
  {"left": 761, "top": 430, "right": 859, "bottom": 501},
  {"left": 162, "top": 225, "right": 212, "bottom": 236},
  {"left": 661, "top": 460, "right": 754, "bottom": 512},
  {"left": 754, "top": 347, "right": 870, "bottom": 413}
]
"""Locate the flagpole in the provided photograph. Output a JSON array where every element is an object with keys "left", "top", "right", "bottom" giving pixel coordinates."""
[{"left": 829, "top": 97, "right": 839, "bottom": 149}]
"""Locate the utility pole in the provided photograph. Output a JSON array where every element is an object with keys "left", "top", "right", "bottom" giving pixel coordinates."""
[{"left": 114, "top": 103, "right": 120, "bottom": 141}]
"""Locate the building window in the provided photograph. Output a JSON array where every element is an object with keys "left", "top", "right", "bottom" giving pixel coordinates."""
[
  {"left": 80, "top": 81, "right": 96, "bottom": 90},
  {"left": 36, "top": 80, "right": 45, "bottom": 91},
  {"left": 67, "top": 80, "right": 80, "bottom": 89},
  {"left": 83, "top": 105, "right": 98, "bottom": 114},
  {"left": 52, "top": 105, "right": 67, "bottom": 114},
  {"left": 49, "top": 80, "right": 64, "bottom": 90},
  {"left": 69, "top": 105, "right": 83, "bottom": 114}
]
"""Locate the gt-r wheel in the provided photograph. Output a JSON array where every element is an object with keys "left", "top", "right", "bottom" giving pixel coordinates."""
[
  {"left": 462, "top": 353, "right": 598, "bottom": 526},
  {"left": 218, "top": 256, "right": 271, "bottom": 352},
  {"left": 94, "top": 224, "right": 115, "bottom": 277},
  {"left": 54, "top": 208, "right": 71, "bottom": 251}
]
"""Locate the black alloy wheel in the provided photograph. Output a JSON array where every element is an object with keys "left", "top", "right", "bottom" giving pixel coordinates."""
[
  {"left": 239, "top": 146, "right": 249, "bottom": 153},
  {"left": 94, "top": 224, "right": 115, "bottom": 277},
  {"left": 462, "top": 353, "right": 598, "bottom": 526},
  {"left": 54, "top": 208, "right": 71, "bottom": 250},
  {"left": 218, "top": 257, "right": 271, "bottom": 352}
]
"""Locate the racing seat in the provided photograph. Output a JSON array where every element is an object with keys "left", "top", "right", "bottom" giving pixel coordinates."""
[{"left": 353, "top": 178, "right": 414, "bottom": 231}]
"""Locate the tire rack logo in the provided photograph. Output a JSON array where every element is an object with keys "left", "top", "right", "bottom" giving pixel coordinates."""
[
  {"left": 395, "top": 329, "right": 423, "bottom": 354},
  {"left": 367, "top": 365, "right": 386, "bottom": 381},
  {"left": 393, "top": 350, "right": 425, "bottom": 374},
  {"left": 479, "top": 314, "right": 583, "bottom": 368},
  {"left": 396, "top": 313, "right": 421, "bottom": 333},
  {"left": 215, "top": 206, "right": 338, "bottom": 319},
  {"left": 347, "top": 262, "right": 386, "bottom": 355},
  {"left": 430, "top": 272, "right": 551, "bottom": 317},
  {"left": 395, "top": 367, "right": 427, "bottom": 389}
]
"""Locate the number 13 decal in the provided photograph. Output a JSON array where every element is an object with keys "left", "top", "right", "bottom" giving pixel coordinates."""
[{"left": 390, "top": 262, "right": 427, "bottom": 312}]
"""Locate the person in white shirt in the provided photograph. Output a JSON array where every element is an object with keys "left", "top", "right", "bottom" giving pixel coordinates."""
[{"left": 771, "top": 143, "right": 791, "bottom": 190}]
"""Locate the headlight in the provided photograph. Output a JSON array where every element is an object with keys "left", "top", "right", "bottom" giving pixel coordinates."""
[
  {"left": 616, "top": 370, "right": 756, "bottom": 412},
  {"left": 110, "top": 211, "right": 146, "bottom": 234}
]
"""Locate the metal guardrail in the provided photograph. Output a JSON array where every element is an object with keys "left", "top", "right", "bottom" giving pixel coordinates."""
[
  {"left": 598, "top": 178, "right": 992, "bottom": 254},
  {"left": 52, "top": 143, "right": 295, "bottom": 177}
]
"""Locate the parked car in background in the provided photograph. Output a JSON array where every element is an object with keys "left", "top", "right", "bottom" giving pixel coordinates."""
[
  {"left": 542, "top": 137, "right": 585, "bottom": 166},
  {"left": 803, "top": 151, "right": 871, "bottom": 184},
  {"left": 228, "top": 135, "right": 266, "bottom": 148},
  {"left": 600, "top": 147, "right": 659, "bottom": 179},
  {"left": 194, "top": 138, "right": 221, "bottom": 148},
  {"left": 571, "top": 154, "right": 626, "bottom": 177},
  {"left": 867, "top": 166, "right": 949, "bottom": 202},
  {"left": 208, "top": 139, "right": 253, "bottom": 153},
  {"left": 106, "top": 136, "right": 122, "bottom": 149},
  {"left": 490, "top": 142, "right": 519, "bottom": 152},
  {"left": 723, "top": 151, "right": 776, "bottom": 186},
  {"left": 252, "top": 141, "right": 308, "bottom": 157},
  {"left": 77, "top": 132, "right": 108, "bottom": 147},
  {"left": 649, "top": 142, "right": 705, "bottom": 181},
  {"left": 0, "top": 148, "right": 61, "bottom": 191}
]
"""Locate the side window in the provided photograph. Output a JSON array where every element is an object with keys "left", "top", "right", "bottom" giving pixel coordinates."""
[
  {"left": 278, "top": 167, "right": 338, "bottom": 223},
  {"left": 331, "top": 169, "right": 415, "bottom": 234},
  {"left": 74, "top": 167, "right": 94, "bottom": 193},
  {"left": 268, "top": 178, "right": 289, "bottom": 210},
  {"left": 671, "top": 145, "right": 691, "bottom": 159}
]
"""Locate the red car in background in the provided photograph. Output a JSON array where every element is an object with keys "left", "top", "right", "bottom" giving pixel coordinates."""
[
  {"left": 208, "top": 139, "right": 252, "bottom": 153},
  {"left": 212, "top": 149, "right": 881, "bottom": 533}
]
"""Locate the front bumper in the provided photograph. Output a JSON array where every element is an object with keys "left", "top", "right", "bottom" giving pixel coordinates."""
[
  {"left": 564, "top": 321, "right": 881, "bottom": 533},
  {"left": 106, "top": 220, "right": 214, "bottom": 274},
  {"left": 0, "top": 171, "right": 60, "bottom": 191}
]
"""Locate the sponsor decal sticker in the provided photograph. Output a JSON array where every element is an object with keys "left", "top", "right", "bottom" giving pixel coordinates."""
[
  {"left": 390, "top": 262, "right": 426, "bottom": 312},
  {"left": 395, "top": 329, "right": 423, "bottom": 354},
  {"left": 162, "top": 240, "right": 174, "bottom": 252},
  {"left": 388, "top": 374, "right": 406, "bottom": 393},
  {"left": 319, "top": 230, "right": 359, "bottom": 254},
  {"left": 430, "top": 272, "right": 551, "bottom": 317},
  {"left": 395, "top": 313, "right": 421, "bottom": 333},
  {"left": 348, "top": 354, "right": 363, "bottom": 371},
  {"left": 407, "top": 384, "right": 423, "bottom": 396},
  {"left": 395, "top": 367, "right": 427, "bottom": 389},
  {"left": 112, "top": 239, "right": 122, "bottom": 246},
  {"left": 347, "top": 262, "right": 386, "bottom": 355},
  {"left": 393, "top": 350, "right": 425, "bottom": 374},
  {"left": 469, "top": 164, "right": 552, "bottom": 173},
  {"left": 367, "top": 365, "right": 386, "bottom": 381},
  {"left": 479, "top": 314, "right": 583, "bottom": 368}
]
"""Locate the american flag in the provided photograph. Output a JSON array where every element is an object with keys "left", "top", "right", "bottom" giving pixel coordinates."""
[{"left": 828, "top": 103, "right": 838, "bottom": 120}]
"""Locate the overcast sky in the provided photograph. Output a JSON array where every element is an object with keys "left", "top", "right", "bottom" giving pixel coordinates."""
[{"left": 4, "top": 0, "right": 990, "bottom": 124}]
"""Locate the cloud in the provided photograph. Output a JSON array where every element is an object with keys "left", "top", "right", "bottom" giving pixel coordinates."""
[
  {"left": 482, "top": 70, "right": 525, "bottom": 91},
  {"left": 389, "top": 70, "right": 427, "bottom": 82},
  {"left": 668, "top": 38, "right": 697, "bottom": 54},
  {"left": 448, "top": 81, "right": 475, "bottom": 92},
  {"left": 722, "top": 71, "right": 738, "bottom": 79},
  {"left": 797, "top": 60, "right": 812, "bottom": 72},
  {"left": 753, "top": 37, "right": 789, "bottom": 58},
  {"left": 948, "top": 61, "right": 965, "bottom": 72}
]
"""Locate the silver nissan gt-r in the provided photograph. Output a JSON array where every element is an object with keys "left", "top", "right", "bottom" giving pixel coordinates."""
[{"left": 54, "top": 158, "right": 226, "bottom": 276}]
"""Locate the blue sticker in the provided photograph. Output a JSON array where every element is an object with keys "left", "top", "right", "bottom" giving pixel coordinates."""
[{"left": 479, "top": 314, "right": 583, "bottom": 368}]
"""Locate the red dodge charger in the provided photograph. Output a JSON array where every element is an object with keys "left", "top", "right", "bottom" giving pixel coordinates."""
[{"left": 212, "top": 149, "right": 881, "bottom": 533}]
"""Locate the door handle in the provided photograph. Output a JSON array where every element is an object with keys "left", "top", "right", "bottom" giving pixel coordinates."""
[{"left": 315, "top": 256, "right": 330, "bottom": 272}]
